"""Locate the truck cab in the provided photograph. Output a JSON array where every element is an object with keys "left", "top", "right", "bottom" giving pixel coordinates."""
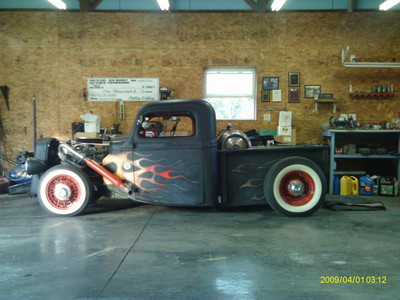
[{"left": 102, "top": 99, "right": 218, "bottom": 206}]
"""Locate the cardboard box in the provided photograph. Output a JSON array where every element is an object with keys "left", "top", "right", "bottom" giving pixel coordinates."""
[
  {"left": 279, "top": 111, "right": 293, "bottom": 127},
  {"left": 277, "top": 126, "right": 292, "bottom": 136},
  {"left": 275, "top": 129, "right": 296, "bottom": 144},
  {"left": 74, "top": 132, "right": 99, "bottom": 139}
]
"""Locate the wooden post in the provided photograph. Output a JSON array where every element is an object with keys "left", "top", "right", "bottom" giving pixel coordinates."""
[
  {"left": 257, "top": 0, "right": 267, "bottom": 12},
  {"left": 347, "top": 0, "right": 354, "bottom": 12}
]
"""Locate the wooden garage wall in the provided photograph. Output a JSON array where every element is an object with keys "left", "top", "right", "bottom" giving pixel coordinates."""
[{"left": 0, "top": 11, "right": 399, "bottom": 157}]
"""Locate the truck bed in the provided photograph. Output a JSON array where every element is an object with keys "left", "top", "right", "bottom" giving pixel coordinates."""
[{"left": 218, "top": 145, "right": 329, "bottom": 206}]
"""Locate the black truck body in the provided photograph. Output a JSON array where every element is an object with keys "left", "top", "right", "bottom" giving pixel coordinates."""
[{"left": 27, "top": 99, "right": 328, "bottom": 217}]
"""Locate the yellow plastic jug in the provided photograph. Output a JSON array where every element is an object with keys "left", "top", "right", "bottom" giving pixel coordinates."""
[
  {"left": 350, "top": 176, "right": 359, "bottom": 195},
  {"left": 340, "top": 176, "right": 351, "bottom": 196}
]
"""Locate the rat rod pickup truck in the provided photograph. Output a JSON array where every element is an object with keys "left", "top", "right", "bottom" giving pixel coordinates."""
[{"left": 26, "top": 99, "right": 329, "bottom": 217}]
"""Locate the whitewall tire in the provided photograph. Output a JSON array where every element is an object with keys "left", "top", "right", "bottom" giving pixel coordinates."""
[
  {"left": 264, "top": 157, "right": 326, "bottom": 217},
  {"left": 38, "top": 165, "right": 93, "bottom": 216}
]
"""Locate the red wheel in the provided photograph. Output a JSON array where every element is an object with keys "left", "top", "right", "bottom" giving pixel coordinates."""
[
  {"left": 38, "top": 165, "right": 93, "bottom": 216},
  {"left": 278, "top": 170, "right": 316, "bottom": 206},
  {"left": 264, "top": 157, "right": 326, "bottom": 217}
]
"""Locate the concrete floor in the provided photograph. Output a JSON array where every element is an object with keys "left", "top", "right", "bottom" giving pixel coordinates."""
[{"left": 0, "top": 194, "right": 399, "bottom": 300}]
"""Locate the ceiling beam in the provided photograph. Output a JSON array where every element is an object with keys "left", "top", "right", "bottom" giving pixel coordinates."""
[
  {"left": 78, "top": 0, "right": 103, "bottom": 12},
  {"left": 244, "top": 0, "right": 256, "bottom": 9},
  {"left": 92, "top": 0, "right": 103, "bottom": 9}
]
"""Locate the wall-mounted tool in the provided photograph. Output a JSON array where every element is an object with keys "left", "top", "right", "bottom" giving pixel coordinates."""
[
  {"left": 160, "top": 87, "right": 174, "bottom": 100},
  {"left": 32, "top": 95, "right": 37, "bottom": 149},
  {"left": 119, "top": 100, "right": 125, "bottom": 120},
  {"left": 0, "top": 85, "right": 9, "bottom": 111}
]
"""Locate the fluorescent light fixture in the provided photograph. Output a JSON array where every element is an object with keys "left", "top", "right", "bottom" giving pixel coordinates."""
[
  {"left": 379, "top": 0, "right": 400, "bottom": 10},
  {"left": 48, "top": 0, "right": 66, "bottom": 9},
  {"left": 271, "top": 0, "right": 286, "bottom": 11},
  {"left": 342, "top": 46, "right": 400, "bottom": 68},
  {"left": 157, "top": 0, "right": 170, "bottom": 11},
  {"left": 344, "top": 62, "right": 400, "bottom": 68}
]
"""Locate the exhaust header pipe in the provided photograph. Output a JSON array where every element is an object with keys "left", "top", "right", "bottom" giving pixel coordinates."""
[{"left": 59, "top": 144, "right": 133, "bottom": 195}]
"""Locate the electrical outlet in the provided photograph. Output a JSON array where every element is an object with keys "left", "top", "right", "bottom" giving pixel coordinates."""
[
  {"left": 263, "top": 113, "right": 271, "bottom": 121},
  {"left": 349, "top": 114, "right": 357, "bottom": 121}
]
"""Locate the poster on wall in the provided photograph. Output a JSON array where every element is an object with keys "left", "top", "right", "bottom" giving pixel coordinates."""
[
  {"left": 87, "top": 78, "right": 159, "bottom": 101},
  {"left": 272, "top": 89, "right": 282, "bottom": 102}
]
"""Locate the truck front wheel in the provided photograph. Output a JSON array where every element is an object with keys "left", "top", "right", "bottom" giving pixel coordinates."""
[
  {"left": 38, "top": 165, "right": 93, "bottom": 216},
  {"left": 264, "top": 157, "right": 326, "bottom": 217}
]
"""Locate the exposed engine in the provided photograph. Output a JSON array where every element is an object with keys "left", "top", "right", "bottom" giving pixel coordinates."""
[{"left": 59, "top": 142, "right": 109, "bottom": 167}]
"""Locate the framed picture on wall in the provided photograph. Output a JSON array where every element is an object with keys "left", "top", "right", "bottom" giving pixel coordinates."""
[
  {"left": 288, "top": 88, "right": 300, "bottom": 103},
  {"left": 304, "top": 85, "right": 321, "bottom": 99},
  {"left": 261, "top": 90, "right": 270, "bottom": 102},
  {"left": 288, "top": 72, "right": 300, "bottom": 87},
  {"left": 262, "top": 77, "right": 279, "bottom": 90}
]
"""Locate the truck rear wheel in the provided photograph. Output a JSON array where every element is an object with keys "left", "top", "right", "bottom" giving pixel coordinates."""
[
  {"left": 38, "top": 165, "right": 93, "bottom": 216},
  {"left": 264, "top": 157, "right": 326, "bottom": 217}
]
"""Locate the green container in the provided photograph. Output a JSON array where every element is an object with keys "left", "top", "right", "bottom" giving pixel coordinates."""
[
  {"left": 379, "top": 176, "right": 396, "bottom": 196},
  {"left": 259, "top": 129, "right": 278, "bottom": 136}
]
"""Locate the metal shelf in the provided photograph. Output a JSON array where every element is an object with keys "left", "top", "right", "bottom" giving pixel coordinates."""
[
  {"left": 334, "top": 154, "right": 398, "bottom": 159},
  {"left": 349, "top": 92, "right": 395, "bottom": 98},
  {"left": 324, "top": 130, "right": 400, "bottom": 194}
]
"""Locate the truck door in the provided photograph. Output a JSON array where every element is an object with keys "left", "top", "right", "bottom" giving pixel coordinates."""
[{"left": 127, "top": 112, "right": 208, "bottom": 206}]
